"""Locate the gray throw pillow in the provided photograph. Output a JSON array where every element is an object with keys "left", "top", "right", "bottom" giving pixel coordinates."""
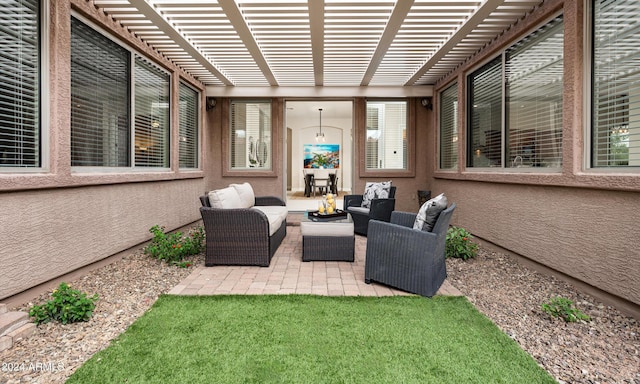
[
  {"left": 361, "top": 181, "right": 391, "bottom": 208},
  {"left": 413, "top": 193, "right": 448, "bottom": 232}
]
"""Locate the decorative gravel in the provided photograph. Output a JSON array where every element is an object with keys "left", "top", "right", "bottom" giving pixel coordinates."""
[
  {"left": 1, "top": 242, "right": 639, "bottom": 383},
  {"left": 446, "top": 248, "right": 640, "bottom": 384}
]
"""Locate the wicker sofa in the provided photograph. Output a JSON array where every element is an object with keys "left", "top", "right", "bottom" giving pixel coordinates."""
[
  {"left": 364, "top": 203, "right": 456, "bottom": 297},
  {"left": 199, "top": 183, "right": 287, "bottom": 267}
]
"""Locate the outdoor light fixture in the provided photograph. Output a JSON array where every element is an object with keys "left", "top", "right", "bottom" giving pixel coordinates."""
[
  {"left": 315, "top": 108, "right": 326, "bottom": 142},
  {"left": 206, "top": 97, "right": 217, "bottom": 111},
  {"left": 421, "top": 97, "right": 433, "bottom": 110}
]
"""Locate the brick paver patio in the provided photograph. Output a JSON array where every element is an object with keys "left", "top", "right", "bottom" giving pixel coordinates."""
[{"left": 169, "top": 214, "right": 462, "bottom": 297}]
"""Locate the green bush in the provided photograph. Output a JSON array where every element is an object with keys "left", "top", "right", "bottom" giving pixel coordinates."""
[
  {"left": 541, "top": 296, "right": 591, "bottom": 322},
  {"left": 445, "top": 226, "right": 478, "bottom": 260},
  {"left": 144, "top": 225, "right": 204, "bottom": 264},
  {"left": 29, "top": 282, "right": 99, "bottom": 325}
]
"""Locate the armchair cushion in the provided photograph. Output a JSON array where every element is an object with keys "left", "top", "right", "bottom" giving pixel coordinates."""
[
  {"left": 231, "top": 182, "right": 255, "bottom": 208},
  {"left": 361, "top": 181, "right": 391, "bottom": 208},
  {"left": 414, "top": 193, "right": 448, "bottom": 232},
  {"left": 208, "top": 187, "right": 243, "bottom": 209}
]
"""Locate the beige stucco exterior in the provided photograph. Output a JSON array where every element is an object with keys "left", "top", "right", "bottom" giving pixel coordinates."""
[{"left": 1, "top": 0, "right": 639, "bottom": 319}]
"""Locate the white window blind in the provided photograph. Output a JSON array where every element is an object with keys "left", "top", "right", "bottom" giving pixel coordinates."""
[
  {"left": 71, "top": 16, "right": 130, "bottom": 167},
  {"left": 1, "top": 0, "right": 40, "bottom": 167},
  {"left": 134, "top": 57, "right": 170, "bottom": 168},
  {"left": 179, "top": 82, "right": 199, "bottom": 169},
  {"left": 230, "top": 101, "right": 271, "bottom": 170},
  {"left": 467, "top": 16, "right": 564, "bottom": 169},
  {"left": 439, "top": 83, "right": 458, "bottom": 170},
  {"left": 365, "top": 101, "right": 407, "bottom": 170},
  {"left": 506, "top": 16, "right": 563, "bottom": 168},
  {"left": 592, "top": 0, "right": 640, "bottom": 167},
  {"left": 468, "top": 57, "right": 503, "bottom": 167}
]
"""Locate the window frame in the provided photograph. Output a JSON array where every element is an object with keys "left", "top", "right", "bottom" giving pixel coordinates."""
[
  {"left": 0, "top": 0, "right": 48, "bottom": 172},
  {"left": 438, "top": 82, "right": 459, "bottom": 171},
  {"left": 359, "top": 98, "right": 415, "bottom": 178},
  {"left": 70, "top": 12, "right": 172, "bottom": 173},
  {"left": 588, "top": 0, "right": 640, "bottom": 171},
  {"left": 222, "top": 98, "right": 278, "bottom": 177},
  {"left": 178, "top": 81, "right": 200, "bottom": 170},
  {"left": 464, "top": 14, "right": 564, "bottom": 172}
]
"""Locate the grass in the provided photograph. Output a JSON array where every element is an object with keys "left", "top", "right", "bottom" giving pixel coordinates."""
[{"left": 68, "top": 295, "right": 555, "bottom": 384}]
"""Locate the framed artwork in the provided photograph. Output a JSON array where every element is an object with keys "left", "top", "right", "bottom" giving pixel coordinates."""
[{"left": 303, "top": 144, "right": 340, "bottom": 168}]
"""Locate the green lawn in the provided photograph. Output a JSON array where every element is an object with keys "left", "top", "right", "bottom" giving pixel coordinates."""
[{"left": 68, "top": 295, "right": 555, "bottom": 384}]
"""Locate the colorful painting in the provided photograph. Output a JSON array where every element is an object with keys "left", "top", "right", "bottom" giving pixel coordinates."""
[{"left": 303, "top": 144, "right": 340, "bottom": 168}]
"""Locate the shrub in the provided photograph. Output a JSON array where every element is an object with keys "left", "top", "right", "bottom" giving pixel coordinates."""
[
  {"left": 445, "top": 226, "right": 478, "bottom": 260},
  {"left": 29, "top": 282, "right": 99, "bottom": 325},
  {"left": 541, "top": 296, "right": 591, "bottom": 322},
  {"left": 144, "top": 225, "right": 204, "bottom": 264}
]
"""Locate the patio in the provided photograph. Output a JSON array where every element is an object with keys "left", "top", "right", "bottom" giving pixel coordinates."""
[{"left": 169, "top": 214, "right": 462, "bottom": 297}]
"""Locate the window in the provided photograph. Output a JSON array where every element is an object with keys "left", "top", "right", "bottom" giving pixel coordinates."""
[
  {"left": 71, "top": 17, "right": 130, "bottom": 167},
  {"left": 1, "top": 0, "right": 40, "bottom": 168},
  {"left": 365, "top": 101, "right": 407, "bottom": 170},
  {"left": 439, "top": 83, "right": 458, "bottom": 170},
  {"left": 134, "top": 57, "right": 170, "bottom": 168},
  {"left": 230, "top": 100, "right": 271, "bottom": 170},
  {"left": 592, "top": 0, "right": 640, "bottom": 167},
  {"left": 179, "top": 82, "right": 199, "bottom": 169},
  {"left": 71, "top": 16, "right": 173, "bottom": 169},
  {"left": 467, "top": 16, "right": 564, "bottom": 169}
]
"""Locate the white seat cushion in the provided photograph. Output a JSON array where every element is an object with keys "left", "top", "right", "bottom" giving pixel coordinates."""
[
  {"left": 252, "top": 205, "right": 289, "bottom": 224},
  {"left": 208, "top": 187, "right": 243, "bottom": 209},
  {"left": 346, "top": 206, "right": 370, "bottom": 215},
  {"left": 230, "top": 182, "right": 255, "bottom": 208},
  {"left": 252, "top": 206, "right": 287, "bottom": 236},
  {"left": 300, "top": 221, "right": 354, "bottom": 237}
]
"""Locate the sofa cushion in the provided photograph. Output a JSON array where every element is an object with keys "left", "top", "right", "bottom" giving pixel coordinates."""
[
  {"left": 252, "top": 205, "right": 288, "bottom": 224},
  {"left": 208, "top": 187, "right": 243, "bottom": 209},
  {"left": 346, "top": 206, "right": 370, "bottom": 215},
  {"left": 361, "top": 181, "right": 391, "bottom": 208},
  {"left": 231, "top": 182, "right": 255, "bottom": 208},
  {"left": 413, "top": 193, "right": 448, "bottom": 232},
  {"left": 251, "top": 206, "right": 286, "bottom": 236}
]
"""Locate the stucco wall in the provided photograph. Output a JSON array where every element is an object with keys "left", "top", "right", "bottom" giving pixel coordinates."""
[
  {"left": 433, "top": 178, "right": 640, "bottom": 309},
  {"left": 0, "top": 179, "right": 203, "bottom": 300}
]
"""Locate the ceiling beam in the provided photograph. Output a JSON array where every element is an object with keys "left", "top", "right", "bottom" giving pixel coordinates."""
[
  {"left": 308, "top": 0, "right": 325, "bottom": 86},
  {"left": 205, "top": 85, "right": 433, "bottom": 98},
  {"left": 360, "top": 0, "right": 414, "bottom": 86},
  {"left": 127, "top": 0, "right": 234, "bottom": 86},
  {"left": 217, "top": 0, "right": 279, "bottom": 86},
  {"left": 404, "top": 0, "right": 506, "bottom": 86}
]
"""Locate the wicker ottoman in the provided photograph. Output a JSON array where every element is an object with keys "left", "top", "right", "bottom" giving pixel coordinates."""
[{"left": 300, "top": 216, "right": 355, "bottom": 262}]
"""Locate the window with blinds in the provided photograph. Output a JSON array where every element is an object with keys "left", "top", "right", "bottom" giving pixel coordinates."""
[
  {"left": 467, "top": 16, "right": 564, "bottom": 169},
  {"left": 506, "top": 16, "right": 563, "bottom": 168},
  {"left": 592, "top": 0, "right": 640, "bottom": 167},
  {"left": 179, "top": 82, "right": 199, "bottom": 169},
  {"left": 71, "top": 16, "right": 130, "bottom": 167},
  {"left": 230, "top": 101, "right": 271, "bottom": 170},
  {"left": 1, "top": 0, "right": 40, "bottom": 168},
  {"left": 439, "top": 83, "right": 458, "bottom": 170},
  {"left": 468, "top": 57, "right": 503, "bottom": 168},
  {"left": 134, "top": 57, "right": 170, "bottom": 168},
  {"left": 365, "top": 101, "right": 407, "bottom": 170}
]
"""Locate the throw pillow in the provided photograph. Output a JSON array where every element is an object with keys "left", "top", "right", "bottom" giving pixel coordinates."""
[
  {"left": 230, "top": 182, "right": 255, "bottom": 208},
  {"left": 361, "top": 181, "right": 392, "bottom": 208},
  {"left": 413, "top": 193, "right": 448, "bottom": 232},
  {"left": 208, "top": 187, "right": 244, "bottom": 209}
]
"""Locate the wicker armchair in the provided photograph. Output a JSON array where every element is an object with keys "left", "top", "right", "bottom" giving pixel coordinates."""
[
  {"left": 199, "top": 195, "right": 287, "bottom": 267},
  {"left": 364, "top": 203, "right": 456, "bottom": 297},
  {"left": 343, "top": 186, "right": 396, "bottom": 236}
]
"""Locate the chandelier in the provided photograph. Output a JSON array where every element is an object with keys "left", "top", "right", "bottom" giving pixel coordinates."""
[{"left": 315, "top": 108, "right": 325, "bottom": 142}]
